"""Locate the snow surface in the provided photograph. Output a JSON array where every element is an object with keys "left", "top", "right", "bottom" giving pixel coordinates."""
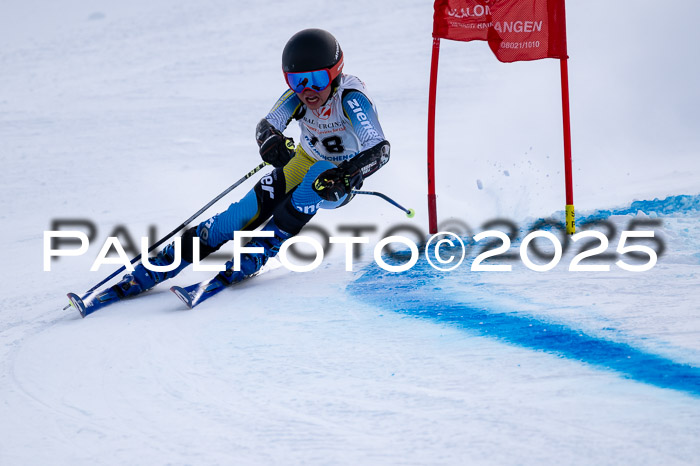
[{"left": 1, "top": 0, "right": 699, "bottom": 464}]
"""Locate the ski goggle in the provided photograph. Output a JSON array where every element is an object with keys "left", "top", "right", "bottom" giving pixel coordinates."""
[{"left": 284, "top": 55, "right": 344, "bottom": 93}]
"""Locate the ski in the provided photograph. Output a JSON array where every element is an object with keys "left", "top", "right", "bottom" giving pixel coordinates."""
[
  {"left": 67, "top": 293, "right": 89, "bottom": 318},
  {"left": 171, "top": 269, "right": 261, "bottom": 310},
  {"left": 170, "top": 276, "right": 228, "bottom": 309},
  {"left": 68, "top": 263, "right": 265, "bottom": 316},
  {"left": 67, "top": 287, "right": 122, "bottom": 318}
]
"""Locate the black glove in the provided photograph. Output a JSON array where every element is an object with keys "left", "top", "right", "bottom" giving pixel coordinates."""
[
  {"left": 311, "top": 141, "right": 391, "bottom": 202},
  {"left": 313, "top": 163, "right": 364, "bottom": 202},
  {"left": 256, "top": 119, "right": 295, "bottom": 168}
]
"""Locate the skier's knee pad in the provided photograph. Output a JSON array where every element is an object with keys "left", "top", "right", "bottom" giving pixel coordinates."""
[{"left": 272, "top": 199, "right": 314, "bottom": 237}]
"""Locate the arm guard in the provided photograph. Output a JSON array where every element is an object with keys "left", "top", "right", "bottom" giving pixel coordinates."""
[
  {"left": 313, "top": 141, "right": 391, "bottom": 202},
  {"left": 338, "top": 139, "right": 391, "bottom": 184}
]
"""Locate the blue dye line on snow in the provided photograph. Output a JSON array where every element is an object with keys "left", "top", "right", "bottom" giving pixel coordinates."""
[
  {"left": 574, "top": 194, "right": 700, "bottom": 224},
  {"left": 349, "top": 194, "right": 700, "bottom": 397},
  {"left": 349, "top": 264, "right": 700, "bottom": 397}
]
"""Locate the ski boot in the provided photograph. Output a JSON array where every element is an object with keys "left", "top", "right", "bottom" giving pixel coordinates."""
[
  {"left": 69, "top": 242, "right": 190, "bottom": 317},
  {"left": 217, "top": 220, "right": 292, "bottom": 285},
  {"left": 169, "top": 220, "right": 294, "bottom": 309}
]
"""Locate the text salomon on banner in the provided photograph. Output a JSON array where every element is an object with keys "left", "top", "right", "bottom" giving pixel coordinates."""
[{"left": 433, "top": 0, "right": 567, "bottom": 62}]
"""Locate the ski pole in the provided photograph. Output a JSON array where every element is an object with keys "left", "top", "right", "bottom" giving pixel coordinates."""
[
  {"left": 63, "top": 162, "right": 270, "bottom": 310},
  {"left": 353, "top": 190, "right": 415, "bottom": 218}
]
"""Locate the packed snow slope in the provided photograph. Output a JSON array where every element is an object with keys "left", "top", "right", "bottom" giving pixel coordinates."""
[{"left": 1, "top": 0, "right": 699, "bottom": 465}]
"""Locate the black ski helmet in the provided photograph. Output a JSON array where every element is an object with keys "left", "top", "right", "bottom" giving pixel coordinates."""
[{"left": 282, "top": 28, "right": 344, "bottom": 82}]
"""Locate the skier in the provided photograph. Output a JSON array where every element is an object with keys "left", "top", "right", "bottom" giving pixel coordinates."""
[{"left": 75, "top": 28, "right": 390, "bottom": 314}]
